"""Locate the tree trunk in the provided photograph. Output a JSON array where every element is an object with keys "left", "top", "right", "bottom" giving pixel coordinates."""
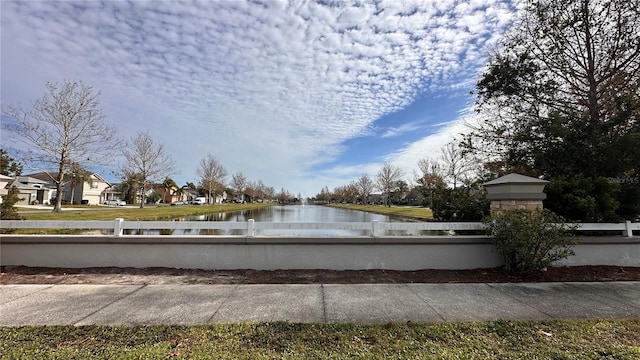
[{"left": 53, "top": 161, "right": 65, "bottom": 213}]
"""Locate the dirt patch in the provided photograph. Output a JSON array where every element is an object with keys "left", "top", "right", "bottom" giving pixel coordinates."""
[{"left": 1, "top": 265, "right": 639, "bottom": 285}]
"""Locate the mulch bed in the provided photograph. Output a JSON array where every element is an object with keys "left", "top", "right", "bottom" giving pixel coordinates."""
[{"left": 1, "top": 265, "right": 639, "bottom": 285}]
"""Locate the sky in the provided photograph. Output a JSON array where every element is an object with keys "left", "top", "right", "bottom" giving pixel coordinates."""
[{"left": 1, "top": 0, "right": 518, "bottom": 197}]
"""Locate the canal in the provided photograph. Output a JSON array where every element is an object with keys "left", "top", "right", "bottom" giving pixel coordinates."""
[{"left": 126, "top": 205, "right": 429, "bottom": 236}]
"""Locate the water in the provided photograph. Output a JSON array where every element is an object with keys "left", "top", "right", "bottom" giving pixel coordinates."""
[{"left": 124, "top": 205, "right": 432, "bottom": 236}]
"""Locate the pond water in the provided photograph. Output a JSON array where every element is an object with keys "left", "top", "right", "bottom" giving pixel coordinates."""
[{"left": 124, "top": 205, "right": 434, "bottom": 236}]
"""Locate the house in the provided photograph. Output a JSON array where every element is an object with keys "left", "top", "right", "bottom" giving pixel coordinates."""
[
  {"left": 27, "top": 172, "right": 112, "bottom": 205},
  {"left": 102, "top": 184, "right": 124, "bottom": 204},
  {"left": 0, "top": 174, "right": 14, "bottom": 204},
  {"left": 11, "top": 176, "right": 55, "bottom": 205},
  {"left": 151, "top": 184, "right": 181, "bottom": 204}
]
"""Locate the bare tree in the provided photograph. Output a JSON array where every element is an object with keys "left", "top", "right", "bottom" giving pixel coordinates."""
[
  {"left": 120, "top": 132, "right": 175, "bottom": 208},
  {"left": 375, "top": 162, "right": 404, "bottom": 207},
  {"left": 3, "top": 80, "right": 121, "bottom": 212},
  {"left": 355, "top": 173, "right": 374, "bottom": 203},
  {"left": 440, "top": 141, "right": 474, "bottom": 188},
  {"left": 230, "top": 172, "right": 248, "bottom": 203},
  {"left": 264, "top": 186, "right": 275, "bottom": 202},
  {"left": 196, "top": 154, "right": 227, "bottom": 204}
]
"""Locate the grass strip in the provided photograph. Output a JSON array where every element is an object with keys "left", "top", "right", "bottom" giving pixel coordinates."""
[
  {"left": 6, "top": 203, "right": 275, "bottom": 234},
  {"left": 327, "top": 203, "right": 434, "bottom": 220},
  {"left": 17, "top": 203, "right": 276, "bottom": 221},
  {"left": 0, "top": 319, "right": 638, "bottom": 359}
]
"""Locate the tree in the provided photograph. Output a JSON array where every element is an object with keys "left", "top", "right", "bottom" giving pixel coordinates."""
[
  {"left": 468, "top": 0, "right": 640, "bottom": 221},
  {"left": 376, "top": 162, "right": 404, "bottom": 207},
  {"left": 415, "top": 158, "right": 446, "bottom": 209},
  {"left": 196, "top": 154, "right": 227, "bottom": 205},
  {"left": 231, "top": 172, "right": 248, "bottom": 202},
  {"left": 277, "top": 187, "right": 291, "bottom": 204},
  {"left": 355, "top": 173, "right": 374, "bottom": 203},
  {"left": 441, "top": 141, "right": 474, "bottom": 188},
  {"left": 0, "top": 149, "right": 22, "bottom": 220},
  {"left": 66, "top": 162, "right": 93, "bottom": 204},
  {"left": 120, "top": 132, "right": 175, "bottom": 208},
  {"left": 161, "top": 177, "right": 178, "bottom": 204},
  {"left": 264, "top": 185, "right": 275, "bottom": 202},
  {"left": 0, "top": 149, "right": 23, "bottom": 176},
  {"left": 0, "top": 185, "right": 22, "bottom": 221},
  {"left": 3, "top": 80, "right": 121, "bottom": 212},
  {"left": 431, "top": 181, "right": 490, "bottom": 221}
]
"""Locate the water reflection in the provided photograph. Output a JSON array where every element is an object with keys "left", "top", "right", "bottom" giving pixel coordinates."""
[{"left": 120, "top": 205, "right": 448, "bottom": 236}]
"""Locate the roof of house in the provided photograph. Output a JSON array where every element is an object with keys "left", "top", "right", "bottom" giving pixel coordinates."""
[{"left": 26, "top": 171, "right": 111, "bottom": 186}]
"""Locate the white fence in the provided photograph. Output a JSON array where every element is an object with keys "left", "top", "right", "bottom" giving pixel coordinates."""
[
  {"left": 1, "top": 220, "right": 637, "bottom": 270},
  {"left": 1, "top": 219, "right": 637, "bottom": 237}
]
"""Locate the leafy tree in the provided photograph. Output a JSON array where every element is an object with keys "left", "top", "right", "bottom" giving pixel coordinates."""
[
  {"left": 467, "top": 0, "right": 640, "bottom": 221},
  {"left": 0, "top": 186, "right": 22, "bottom": 220},
  {"left": 66, "top": 162, "right": 93, "bottom": 204},
  {"left": 2, "top": 80, "right": 121, "bottom": 212},
  {"left": 0, "top": 149, "right": 23, "bottom": 176},
  {"left": 196, "top": 154, "right": 227, "bottom": 205},
  {"left": 415, "top": 158, "right": 446, "bottom": 209},
  {"left": 432, "top": 181, "right": 490, "bottom": 221},
  {"left": 120, "top": 132, "right": 175, "bottom": 208},
  {"left": 161, "top": 177, "right": 178, "bottom": 203}
]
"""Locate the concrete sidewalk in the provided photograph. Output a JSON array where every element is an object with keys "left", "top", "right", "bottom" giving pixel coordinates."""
[{"left": 1, "top": 282, "right": 639, "bottom": 326}]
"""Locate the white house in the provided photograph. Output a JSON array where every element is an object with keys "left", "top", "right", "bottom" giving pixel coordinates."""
[{"left": 27, "top": 172, "right": 112, "bottom": 205}]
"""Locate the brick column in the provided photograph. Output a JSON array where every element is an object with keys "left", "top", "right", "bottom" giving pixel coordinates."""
[{"left": 483, "top": 174, "right": 549, "bottom": 215}]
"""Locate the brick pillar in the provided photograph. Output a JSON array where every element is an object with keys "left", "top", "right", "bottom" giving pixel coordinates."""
[{"left": 483, "top": 174, "right": 549, "bottom": 215}]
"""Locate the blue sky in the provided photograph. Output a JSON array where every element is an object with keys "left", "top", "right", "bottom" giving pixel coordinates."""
[{"left": 1, "top": 0, "right": 517, "bottom": 196}]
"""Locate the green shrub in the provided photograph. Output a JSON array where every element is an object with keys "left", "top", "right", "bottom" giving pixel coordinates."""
[
  {"left": 484, "top": 209, "right": 578, "bottom": 275},
  {"left": 0, "top": 186, "right": 22, "bottom": 220}
]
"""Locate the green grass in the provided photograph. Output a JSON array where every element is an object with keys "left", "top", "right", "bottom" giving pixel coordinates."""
[
  {"left": 0, "top": 319, "right": 638, "bottom": 359},
  {"left": 327, "top": 203, "right": 433, "bottom": 220},
  {"left": 18, "top": 203, "right": 275, "bottom": 221},
  {"left": 4, "top": 203, "right": 276, "bottom": 234}
]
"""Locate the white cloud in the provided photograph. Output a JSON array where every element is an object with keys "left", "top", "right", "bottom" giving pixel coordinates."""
[
  {"left": 0, "top": 0, "right": 516, "bottom": 194},
  {"left": 380, "top": 121, "right": 426, "bottom": 138}
]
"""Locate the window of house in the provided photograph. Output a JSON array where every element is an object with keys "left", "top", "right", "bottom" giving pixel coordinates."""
[{"left": 91, "top": 183, "right": 99, "bottom": 189}]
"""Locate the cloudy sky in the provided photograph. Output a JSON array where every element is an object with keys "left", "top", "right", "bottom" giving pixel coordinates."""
[{"left": 1, "top": 0, "right": 517, "bottom": 197}]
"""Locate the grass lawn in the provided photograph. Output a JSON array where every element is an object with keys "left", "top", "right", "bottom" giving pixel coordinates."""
[
  {"left": 0, "top": 319, "right": 638, "bottom": 359},
  {"left": 327, "top": 203, "right": 433, "bottom": 220},
  {"left": 17, "top": 203, "right": 276, "bottom": 221}
]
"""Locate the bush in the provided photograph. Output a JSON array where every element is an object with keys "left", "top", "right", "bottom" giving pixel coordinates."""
[{"left": 484, "top": 209, "right": 578, "bottom": 275}]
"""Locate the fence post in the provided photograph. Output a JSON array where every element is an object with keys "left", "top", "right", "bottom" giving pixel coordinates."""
[
  {"left": 624, "top": 220, "right": 633, "bottom": 237},
  {"left": 114, "top": 218, "right": 124, "bottom": 237},
  {"left": 371, "top": 220, "right": 380, "bottom": 237},
  {"left": 248, "top": 219, "right": 255, "bottom": 237}
]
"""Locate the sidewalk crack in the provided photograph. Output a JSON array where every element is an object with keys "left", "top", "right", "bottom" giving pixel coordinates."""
[
  {"left": 206, "top": 284, "right": 239, "bottom": 323},
  {"left": 73, "top": 285, "right": 147, "bottom": 325},
  {"left": 321, "top": 284, "right": 327, "bottom": 323}
]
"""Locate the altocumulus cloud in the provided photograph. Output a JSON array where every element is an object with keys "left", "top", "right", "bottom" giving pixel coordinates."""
[{"left": 1, "top": 0, "right": 515, "bottom": 194}]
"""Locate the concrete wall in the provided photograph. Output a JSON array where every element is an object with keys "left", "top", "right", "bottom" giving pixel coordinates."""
[{"left": 1, "top": 235, "right": 637, "bottom": 270}]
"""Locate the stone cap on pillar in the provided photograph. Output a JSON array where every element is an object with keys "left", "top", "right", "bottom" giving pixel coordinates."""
[{"left": 482, "top": 173, "right": 549, "bottom": 201}]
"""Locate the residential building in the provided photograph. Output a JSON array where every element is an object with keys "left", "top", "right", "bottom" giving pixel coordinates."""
[
  {"left": 0, "top": 174, "right": 14, "bottom": 204},
  {"left": 12, "top": 176, "right": 55, "bottom": 205},
  {"left": 27, "top": 172, "right": 112, "bottom": 205}
]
